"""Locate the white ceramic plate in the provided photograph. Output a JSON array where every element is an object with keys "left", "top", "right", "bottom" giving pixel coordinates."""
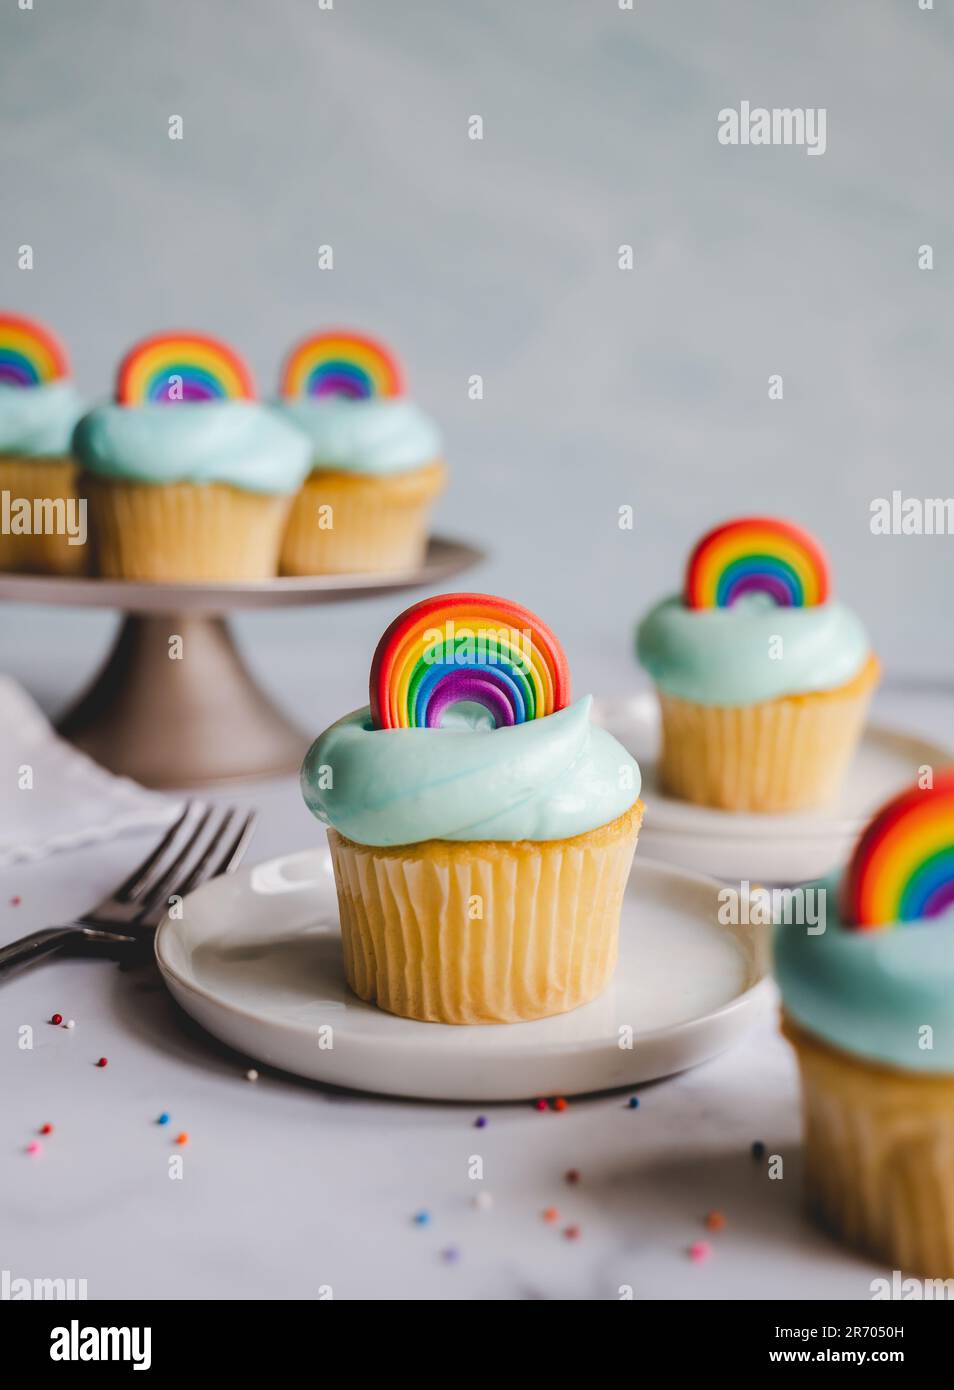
[
  {"left": 154, "top": 849, "right": 771, "bottom": 1102},
  {"left": 592, "top": 694, "right": 953, "bottom": 883}
]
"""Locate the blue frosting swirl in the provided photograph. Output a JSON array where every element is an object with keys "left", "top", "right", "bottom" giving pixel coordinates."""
[
  {"left": 72, "top": 402, "right": 312, "bottom": 495},
  {"left": 301, "top": 696, "right": 641, "bottom": 846},
  {"left": 0, "top": 380, "right": 85, "bottom": 456},
  {"left": 774, "top": 879, "right": 954, "bottom": 1072},
  {"left": 272, "top": 398, "right": 442, "bottom": 475}
]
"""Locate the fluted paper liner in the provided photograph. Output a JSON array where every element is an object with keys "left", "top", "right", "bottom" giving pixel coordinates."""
[
  {"left": 84, "top": 476, "right": 291, "bottom": 581},
  {"left": 783, "top": 1013, "right": 954, "bottom": 1278},
  {"left": 280, "top": 460, "right": 446, "bottom": 576},
  {"left": 0, "top": 455, "right": 88, "bottom": 575},
  {"left": 655, "top": 654, "right": 880, "bottom": 811},
  {"left": 327, "top": 801, "right": 643, "bottom": 1024}
]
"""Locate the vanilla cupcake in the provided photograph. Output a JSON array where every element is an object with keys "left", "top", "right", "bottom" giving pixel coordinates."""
[
  {"left": 72, "top": 332, "right": 310, "bottom": 581},
  {"left": 0, "top": 312, "right": 87, "bottom": 575},
  {"left": 776, "top": 770, "right": 954, "bottom": 1277},
  {"left": 301, "top": 593, "right": 643, "bottom": 1024},
  {"left": 637, "top": 516, "right": 879, "bottom": 811},
  {"left": 273, "top": 329, "right": 445, "bottom": 575}
]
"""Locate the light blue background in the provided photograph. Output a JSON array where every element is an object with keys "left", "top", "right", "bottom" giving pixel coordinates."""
[{"left": 1, "top": 0, "right": 951, "bottom": 731}]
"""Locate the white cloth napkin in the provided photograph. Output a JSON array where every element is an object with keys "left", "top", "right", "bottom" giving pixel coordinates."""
[{"left": 0, "top": 676, "right": 182, "bottom": 866}]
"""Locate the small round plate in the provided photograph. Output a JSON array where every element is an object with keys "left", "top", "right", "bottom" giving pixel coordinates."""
[
  {"left": 592, "top": 693, "right": 954, "bottom": 883},
  {"left": 154, "top": 849, "right": 770, "bottom": 1102}
]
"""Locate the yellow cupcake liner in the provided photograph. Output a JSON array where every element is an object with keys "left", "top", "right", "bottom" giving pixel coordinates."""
[
  {"left": 84, "top": 476, "right": 292, "bottom": 582},
  {"left": 782, "top": 1013, "right": 954, "bottom": 1279},
  {"left": 0, "top": 454, "right": 89, "bottom": 576},
  {"left": 655, "top": 654, "right": 880, "bottom": 812},
  {"left": 327, "top": 801, "right": 644, "bottom": 1025},
  {"left": 280, "top": 460, "right": 446, "bottom": 576}
]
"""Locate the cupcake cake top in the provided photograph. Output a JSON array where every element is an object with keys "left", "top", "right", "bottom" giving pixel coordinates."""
[
  {"left": 774, "top": 770, "right": 954, "bottom": 1072},
  {"left": 0, "top": 312, "right": 85, "bottom": 456},
  {"left": 273, "top": 329, "right": 441, "bottom": 476},
  {"left": 301, "top": 593, "right": 640, "bottom": 845},
  {"left": 72, "top": 332, "right": 310, "bottom": 495},
  {"left": 637, "top": 515, "right": 872, "bottom": 705}
]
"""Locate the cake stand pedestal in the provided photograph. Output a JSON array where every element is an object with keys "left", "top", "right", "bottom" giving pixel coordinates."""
[{"left": 0, "top": 537, "right": 483, "bottom": 787}]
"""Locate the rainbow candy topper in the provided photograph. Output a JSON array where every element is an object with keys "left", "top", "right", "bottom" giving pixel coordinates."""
[
  {"left": 840, "top": 770, "right": 954, "bottom": 930},
  {"left": 0, "top": 313, "right": 69, "bottom": 388},
  {"left": 369, "top": 593, "right": 570, "bottom": 731},
  {"left": 280, "top": 330, "right": 403, "bottom": 401},
  {"left": 684, "top": 516, "right": 830, "bottom": 609},
  {"left": 116, "top": 332, "right": 255, "bottom": 405}
]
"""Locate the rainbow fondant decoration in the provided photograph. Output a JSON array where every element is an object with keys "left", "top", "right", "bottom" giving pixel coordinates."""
[
  {"left": 0, "top": 313, "right": 69, "bottom": 388},
  {"left": 684, "top": 516, "right": 830, "bottom": 609},
  {"left": 280, "top": 330, "right": 403, "bottom": 401},
  {"left": 841, "top": 770, "right": 954, "bottom": 929},
  {"left": 369, "top": 593, "right": 570, "bottom": 731},
  {"left": 115, "top": 332, "right": 255, "bottom": 405}
]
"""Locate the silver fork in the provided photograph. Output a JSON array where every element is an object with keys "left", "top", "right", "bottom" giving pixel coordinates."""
[{"left": 0, "top": 801, "right": 256, "bottom": 978}]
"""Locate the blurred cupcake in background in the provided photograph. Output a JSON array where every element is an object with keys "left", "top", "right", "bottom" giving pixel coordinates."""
[
  {"left": 636, "top": 516, "right": 879, "bottom": 811},
  {"left": 73, "top": 332, "right": 310, "bottom": 582},
  {"left": 274, "top": 329, "right": 445, "bottom": 575},
  {"left": 0, "top": 312, "right": 87, "bottom": 575},
  {"left": 776, "top": 770, "right": 954, "bottom": 1276}
]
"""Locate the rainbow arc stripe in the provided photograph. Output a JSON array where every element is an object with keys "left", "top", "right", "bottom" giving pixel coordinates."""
[
  {"left": 280, "top": 330, "right": 402, "bottom": 400},
  {"left": 0, "top": 313, "right": 69, "bottom": 388},
  {"left": 684, "top": 516, "right": 829, "bottom": 609},
  {"left": 116, "top": 332, "right": 255, "bottom": 404},
  {"left": 369, "top": 594, "right": 570, "bottom": 730},
  {"left": 841, "top": 769, "right": 954, "bottom": 928}
]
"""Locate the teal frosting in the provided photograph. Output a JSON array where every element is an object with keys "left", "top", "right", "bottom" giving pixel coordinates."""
[
  {"left": 0, "top": 380, "right": 85, "bottom": 457},
  {"left": 301, "top": 695, "right": 641, "bottom": 846},
  {"left": 272, "top": 397, "right": 442, "bottom": 476},
  {"left": 774, "top": 879, "right": 954, "bottom": 1072},
  {"left": 72, "top": 402, "right": 312, "bottom": 495},
  {"left": 636, "top": 593, "right": 872, "bottom": 705}
]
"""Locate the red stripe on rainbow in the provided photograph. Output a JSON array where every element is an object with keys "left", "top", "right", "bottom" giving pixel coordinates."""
[
  {"left": 0, "top": 313, "right": 69, "bottom": 388},
  {"left": 840, "top": 769, "right": 954, "bottom": 928}
]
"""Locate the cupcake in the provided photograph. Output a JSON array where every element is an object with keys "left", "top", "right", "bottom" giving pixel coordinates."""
[
  {"left": 0, "top": 312, "right": 87, "bottom": 575},
  {"left": 636, "top": 516, "right": 880, "bottom": 811},
  {"left": 273, "top": 329, "right": 445, "bottom": 575},
  {"left": 72, "top": 332, "right": 310, "bottom": 582},
  {"left": 775, "top": 770, "right": 954, "bottom": 1277},
  {"left": 301, "top": 593, "right": 644, "bottom": 1024}
]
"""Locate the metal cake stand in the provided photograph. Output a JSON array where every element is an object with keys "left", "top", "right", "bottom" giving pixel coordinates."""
[{"left": 0, "top": 536, "right": 484, "bottom": 788}]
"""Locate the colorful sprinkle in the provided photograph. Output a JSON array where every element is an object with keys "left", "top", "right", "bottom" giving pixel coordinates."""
[
  {"left": 26, "top": 1140, "right": 42, "bottom": 1156},
  {"left": 628, "top": 1096, "right": 640, "bottom": 1109},
  {"left": 689, "top": 1241, "right": 712, "bottom": 1263},
  {"left": 280, "top": 329, "right": 403, "bottom": 401},
  {"left": 50, "top": 1013, "right": 62, "bottom": 1026},
  {"left": 0, "top": 313, "right": 69, "bottom": 388},
  {"left": 751, "top": 1141, "right": 766, "bottom": 1160},
  {"left": 245, "top": 1069, "right": 259, "bottom": 1082},
  {"left": 542, "top": 1207, "right": 559, "bottom": 1224},
  {"left": 474, "top": 1115, "right": 487, "bottom": 1128},
  {"left": 441, "top": 1246, "right": 461, "bottom": 1264},
  {"left": 840, "top": 768, "right": 954, "bottom": 928},
  {"left": 157, "top": 1113, "right": 170, "bottom": 1126},
  {"left": 10, "top": 895, "right": 21, "bottom": 906},
  {"left": 552, "top": 1097, "right": 568, "bottom": 1112},
  {"left": 534, "top": 1099, "right": 548, "bottom": 1112},
  {"left": 563, "top": 1225, "right": 581, "bottom": 1241},
  {"left": 115, "top": 331, "right": 255, "bottom": 405},
  {"left": 565, "top": 1169, "right": 581, "bottom": 1185},
  {"left": 96, "top": 1057, "right": 108, "bottom": 1068},
  {"left": 40, "top": 1124, "right": 53, "bottom": 1135},
  {"left": 684, "top": 516, "right": 830, "bottom": 609},
  {"left": 705, "top": 1210, "right": 726, "bottom": 1232},
  {"left": 175, "top": 1132, "right": 189, "bottom": 1146},
  {"left": 472, "top": 1191, "right": 493, "bottom": 1212},
  {"left": 65, "top": 1020, "right": 75, "bottom": 1029},
  {"left": 369, "top": 593, "right": 571, "bottom": 731},
  {"left": 413, "top": 1210, "right": 431, "bottom": 1226}
]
